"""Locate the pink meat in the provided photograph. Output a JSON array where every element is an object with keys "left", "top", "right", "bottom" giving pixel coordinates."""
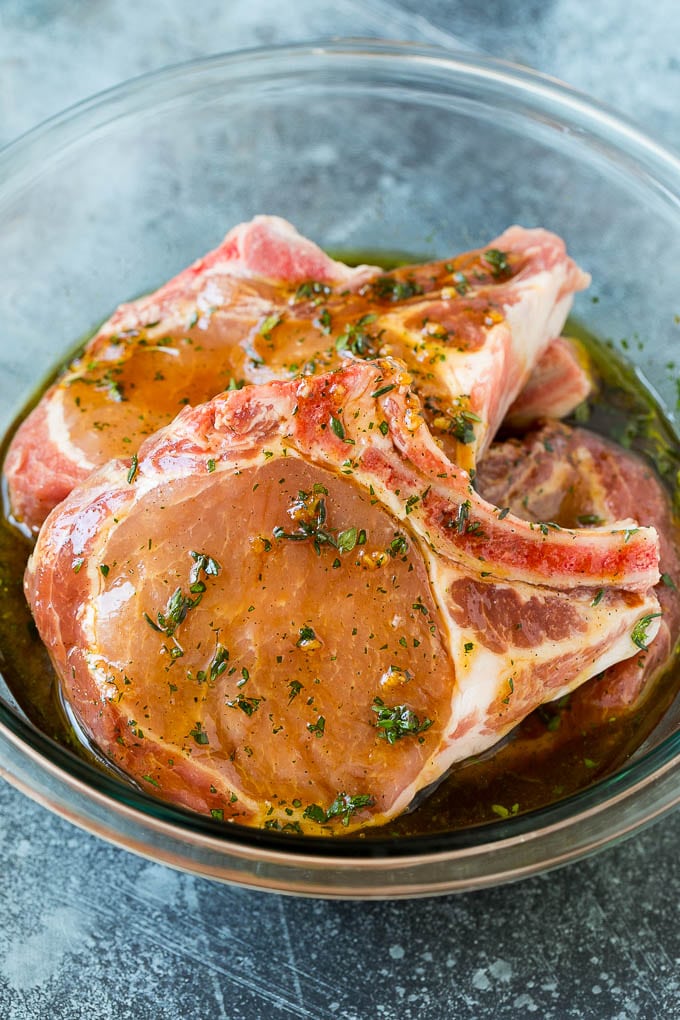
[
  {"left": 3, "top": 217, "right": 589, "bottom": 533},
  {"left": 477, "top": 421, "right": 680, "bottom": 717},
  {"left": 25, "top": 359, "right": 661, "bottom": 834},
  {"left": 506, "top": 336, "right": 592, "bottom": 427}
]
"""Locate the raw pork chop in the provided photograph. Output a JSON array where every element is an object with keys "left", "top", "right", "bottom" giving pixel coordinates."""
[
  {"left": 4, "top": 216, "right": 588, "bottom": 532},
  {"left": 25, "top": 359, "right": 661, "bottom": 834},
  {"left": 477, "top": 421, "right": 680, "bottom": 721}
]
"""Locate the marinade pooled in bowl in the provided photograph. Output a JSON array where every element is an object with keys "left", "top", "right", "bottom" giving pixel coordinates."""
[{"left": 2, "top": 224, "right": 679, "bottom": 838}]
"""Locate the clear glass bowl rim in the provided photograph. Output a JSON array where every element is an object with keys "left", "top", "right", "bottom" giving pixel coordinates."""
[{"left": 2, "top": 39, "right": 680, "bottom": 896}]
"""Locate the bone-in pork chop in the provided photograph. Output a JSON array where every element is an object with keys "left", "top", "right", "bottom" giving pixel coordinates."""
[
  {"left": 4, "top": 216, "right": 588, "bottom": 532},
  {"left": 477, "top": 421, "right": 680, "bottom": 722},
  {"left": 25, "top": 359, "right": 661, "bottom": 834}
]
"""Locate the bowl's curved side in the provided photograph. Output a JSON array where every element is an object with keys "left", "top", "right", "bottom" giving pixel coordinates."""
[
  {"left": 2, "top": 41, "right": 680, "bottom": 894},
  {"left": 2, "top": 716, "right": 680, "bottom": 897}
]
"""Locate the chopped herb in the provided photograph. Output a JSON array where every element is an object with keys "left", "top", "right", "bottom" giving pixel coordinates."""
[
  {"left": 501, "top": 677, "right": 514, "bottom": 705},
  {"left": 189, "top": 550, "right": 221, "bottom": 583},
  {"left": 631, "top": 612, "right": 663, "bottom": 651},
  {"left": 189, "top": 722, "right": 209, "bottom": 745},
  {"left": 302, "top": 803, "right": 328, "bottom": 825},
  {"left": 327, "top": 792, "right": 374, "bottom": 825},
  {"left": 388, "top": 534, "right": 409, "bottom": 558},
  {"left": 315, "top": 308, "right": 332, "bottom": 334},
  {"left": 99, "top": 564, "right": 110, "bottom": 578},
  {"left": 259, "top": 313, "right": 282, "bottom": 339},
  {"left": 337, "top": 527, "right": 358, "bottom": 553},
  {"left": 372, "top": 275, "right": 422, "bottom": 302},
  {"left": 307, "top": 715, "right": 326, "bottom": 738},
  {"left": 431, "top": 403, "right": 482, "bottom": 444},
  {"left": 483, "top": 248, "right": 510, "bottom": 276},
  {"left": 98, "top": 371, "right": 125, "bottom": 403},
  {"left": 294, "top": 280, "right": 332, "bottom": 302},
  {"left": 370, "top": 384, "right": 395, "bottom": 399},
  {"left": 330, "top": 415, "right": 345, "bottom": 440},
  {"left": 378, "top": 420, "right": 389, "bottom": 436},
  {"left": 296, "top": 625, "right": 321, "bottom": 650},
  {"left": 577, "top": 513, "right": 605, "bottom": 526},
  {"left": 207, "top": 458, "right": 216, "bottom": 473},
  {"left": 491, "top": 802, "right": 519, "bottom": 819},
  {"left": 454, "top": 499, "right": 471, "bottom": 534},
  {"left": 372, "top": 697, "right": 433, "bottom": 744},
  {"left": 497, "top": 507, "right": 510, "bottom": 520},
  {"left": 591, "top": 588, "right": 605, "bottom": 607},
  {"left": 303, "top": 792, "right": 374, "bottom": 827},
  {"left": 127, "top": 454, "right": 139, "bottom": 484},
  {"left": 226, "top": 692, "right": 261, "bottom": 715},
  {"left": 150, "top": 587, "right": 198, "bottom": 637},
  {"left": 288, "top": 680, "right": 303, "bottom": 704},
  {"left": 273, "top": 487, "right": 354, "bottom": 555},
  {"left": 210, "top": 808, "right": 224, "bottom": 821},
  {"left": 209, "top": 645, "right": 230, "bottom": 680},
  {"left": 452, "top": 271, "right": 469, "bottom": 295},
  {"left": 335, "top": 315, "right": 381, "bottom": 359}
]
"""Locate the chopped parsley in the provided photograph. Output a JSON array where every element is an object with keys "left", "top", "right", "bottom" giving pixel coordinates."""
[
  {"left": 127, "top": 454, "right": 139, "bottom": 484},
  {"left": 370, "top": 384, "right": 396, "bottom": 399},
  {"left": 144, "top": 550, "right": 221, "bottom": 637},
  {"left": 454, "top": 499, "right": 471, "bottom": 534},
  {"left": 259, "top": 313, "right": 282, "bottom": 339},
  {"left": 315, "top": 308, "right": 332, "bottom": 334},
  {"left": 483, "top": 248, "right": 511, "bottom": 276},
  {"left": 209, "top": 645, "right": 230, "bottom": 681},
  {"left": 577, "top": 513, "right": 605, "bottom": 526},
  {"left": 296, "top": 625, "right": 321, "bottom": 649},
  {"left": 334, "top": 315, "right": 380, "bottom": 359},
  {"left": 294, "top": 280, "right": 332, "bottom": 302},
  {"left": 307, "top": 715, "right": 326, "bottom": 738},
  {"left": 438, "top": 409, "right": 482, "bottom": 445},
  {"left": 226, "top": 694, "right": 262, "bottom": 716},
  {"left": 371, "top": 275, "right": 422, "bottom": 302},
  {"left": 303, "top": 792, "right": 375, "bottom": 827},
  {"left": 336, "top": 527, "right": 358, "bottom": 553},
  {"left": 189, "top": 721, "right": 209, "bottom": 745},
  {"left": 631, "top": 612, "right": 663, "bottom": 651},
  {"left": 372, "top": 697, "right": 433, "bottom": 744},
  {"left": 330, "top": 415, "right": 346, "bottom": 440},
  {"left": 273, "top": 486, "right": 364, "bottom": 556},
  {"left": 388, "top": 534, "right": 409, "bottom": 558},
  {"left": 288, "top": 680, "right": 303, "bottom": 704}
]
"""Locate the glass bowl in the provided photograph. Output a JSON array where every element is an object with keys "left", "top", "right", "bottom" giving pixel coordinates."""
[{"left": 2, "top": 40, "right": 680, "bottom": 898}]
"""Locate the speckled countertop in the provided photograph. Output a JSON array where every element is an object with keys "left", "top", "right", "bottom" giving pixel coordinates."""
[{"left": 2, "top": 3, "right": 680, "bottom": 1018}]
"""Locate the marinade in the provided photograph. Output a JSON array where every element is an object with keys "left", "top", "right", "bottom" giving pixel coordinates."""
[{"left": 1, "top": 293, "right": 679, "bottom": 838}]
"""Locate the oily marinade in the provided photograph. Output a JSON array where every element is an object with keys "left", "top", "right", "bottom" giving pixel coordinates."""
[{"left": 1, "top": 301, "right": 679, "bottom": 839}]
